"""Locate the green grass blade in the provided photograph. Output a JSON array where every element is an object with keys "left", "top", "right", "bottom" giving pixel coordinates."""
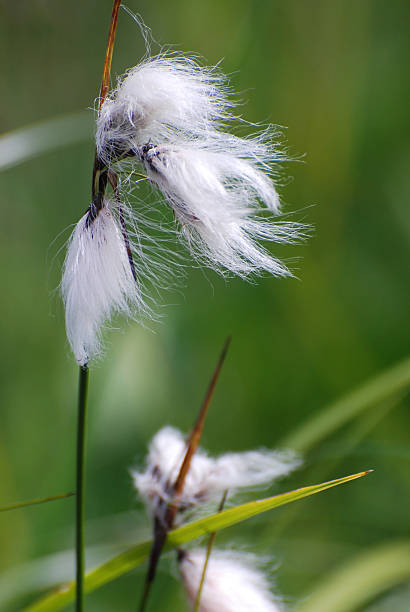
[
  {"left": 0, "top": 493, "right": 74, "bottom": 513},
  {"left": 269, "top": 395, "right": 401, "bottom": 542},
  {"left": 281, "top": 356, "right": 410, "bottom": 453},
  {"left": 0, "top": 112, "right": 92, "bottom": 172},
  {"left": 167, "top": 471, "right": 371, "bottom": 545},
  {"left": 21, "top": 471, "right": 370, "bottom": 612},
  {"left": 294, "top": 540, "right": 410, "bottom": 612}
]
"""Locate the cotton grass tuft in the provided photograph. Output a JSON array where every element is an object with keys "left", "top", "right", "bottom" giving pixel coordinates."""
[
  {"left": 97, "top": 54, "right": 305, "bottom": 279},
  {"left": 61, "top": 199, "right": 146, "bottom": 365},
  {"left": 179, "top": 548, "right": 284, "bottom": 612},
  {"left": 63, "top": 53, "right": 306, "bottom": 364},
  {"left": 132, "top": 426, "right": 300, "bottom": 518}
]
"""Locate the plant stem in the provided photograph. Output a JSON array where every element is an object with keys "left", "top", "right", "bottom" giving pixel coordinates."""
[
  {"left": 193, "top": 490, "right": 228, "bottom": 612},
  {"left": 75, "top": 3, "right": 119, "bottom": 609},
  {"left": 0, "top": 491, "right": 74, "bottom": 513},
  {"left": 76, "top": 364, "right": 90, "bottom": 612}
]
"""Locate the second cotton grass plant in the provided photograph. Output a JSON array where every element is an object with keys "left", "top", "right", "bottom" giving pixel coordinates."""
[{"left": 132, "top": 425, "right": 299, "bottom": 610}]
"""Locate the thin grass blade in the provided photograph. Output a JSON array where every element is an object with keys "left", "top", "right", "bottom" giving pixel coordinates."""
[
  {"left": 281, "top": 356, "right": 410, "bottom": 453},
  {"left": 0, "top": 113, "right": 92, "bottom": 172},
  {"left": 0, "top": 493, "right": 74, "bottom": 513},
  {"left": 294, "top": 539, "right": 410, "bottom": 612}
]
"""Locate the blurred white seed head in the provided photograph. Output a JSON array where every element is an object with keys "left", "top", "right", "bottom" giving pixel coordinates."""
[
  {"left": 179, "top": 548, "right": 284, "bottom": 612},
  {"left": 132, "top": 426, "right": 300, "bottom": 516},
  {"left": 61, "top": 198, "right": 146, "bottom": 365}
]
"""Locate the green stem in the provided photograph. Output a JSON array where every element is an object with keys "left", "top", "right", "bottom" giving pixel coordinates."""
[
  {"left": 0, "top": 492, "right": 74, "bottom": 513},
  {"left": 76, "top": 365, "right": 90, "bottom": 612},
  {"left": 193, "top": 490, "right": 228, "bottom": 612}
]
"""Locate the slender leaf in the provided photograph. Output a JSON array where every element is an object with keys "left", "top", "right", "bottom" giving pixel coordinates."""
[
  {"left": 0, "top": 113, "right": 92, "bottom": 172},
  {"left": 21, "top": 471, "right": 370, "bottom": 612},
  {"left": 281, "top": 356, "right": 410, "bottom": 453},
  {"left": 294, "top": 540, "right": 410, "bottom": 612},
  {"left": 269, "top": 395, "right": 401, "bottom": 542},
  {"left": 0, "top": 493, "right": 74, "bottom": 513},
  {"left": 167, "top": 471, "right": 371, "bottom": 545}
]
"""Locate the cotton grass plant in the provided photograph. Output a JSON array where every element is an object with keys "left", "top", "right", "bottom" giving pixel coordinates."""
[
  {"left": 63, "top": 53, "right": 305, "bottom": 364},
  {"left": 61, "top": 7, "right": 307, "bottom": 607}
]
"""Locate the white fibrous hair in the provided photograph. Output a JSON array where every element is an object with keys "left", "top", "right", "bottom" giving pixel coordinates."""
[
  {"left": 96, "top": 56, "right": 231, "bottom": 164},
  {"left": 62, "top": 55, "right": 305, "bottom": 363},
  {"left": 61, "top": 198, "right": 146, "bottom": 365},
  {"left": 179, "top": 549, "right": 283, "bottom": 612},
  {"left": 96, "top": 54, "right": 305, "bottom": 279},
  {"left": 132, "top": 426, "right": 300, "bottom": 515},
  {"left": 140, "top": 144, "right": 301, "bottom": 277}
]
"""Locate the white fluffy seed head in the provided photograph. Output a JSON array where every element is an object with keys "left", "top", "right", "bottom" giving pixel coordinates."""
[
  {"left": 67, "top": 55, "right": 305, "bottom": 362},
  {"left": 61, "top": 199, "right": 146, "bottom": 365},
  {"left": 141, "top": 144, "right": 302, "bottom": 277},
  {"left": 179, "top": 549, "right": 283, "bottom": 612},
  {"left": 96, "top": 54, "right": 305, "bottom": 280},
  {"left": 96, "top": 55, "right": 231, "bottom": 164},
  {"left": 132, "top": 426, "right": 300, "bottom": 515}
]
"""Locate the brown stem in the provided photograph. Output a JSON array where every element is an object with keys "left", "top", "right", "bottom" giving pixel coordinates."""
[
  {"left": 99, "top": 0, "right": 121, "bottom": 109},
  {"left": 169, "top": 336, "right": 231, "bottom": 520},
  {"left": 91, "top": 0, "right": 121, "bottom": 202}
]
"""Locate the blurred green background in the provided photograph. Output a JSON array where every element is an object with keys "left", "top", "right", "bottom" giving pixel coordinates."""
[{"left": 1, "top": 0, "right": 409, "bottom": 610}]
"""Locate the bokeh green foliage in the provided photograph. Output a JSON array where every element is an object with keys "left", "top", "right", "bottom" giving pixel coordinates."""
[{"left": 0, "top": 1, "right": 409, "bottom": 610}]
